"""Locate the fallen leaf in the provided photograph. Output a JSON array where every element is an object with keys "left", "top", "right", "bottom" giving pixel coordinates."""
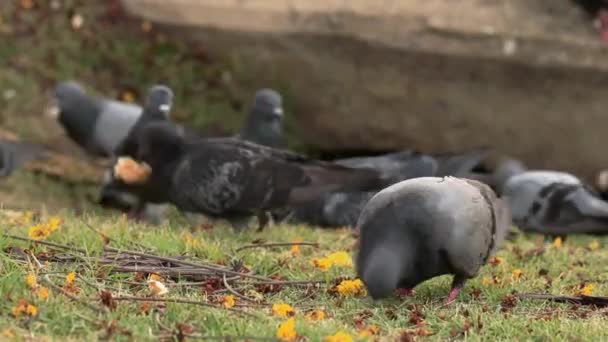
[
  {"left": 70, "top": 13, "right": 84, "bottom": 30},
  {"left": 100, "top": 290, "right": 117, "bottom": 310},
  {"left": 489, "top": 256, "right": 504, "bottom": 266},
  {"left": 501, "top": 295, "right": 518, "bottom": 312},
  {"left": 357, "top": 325, "right": 379, "bottom": 337},
  {"left": 148, "top": 279, "right": 168, "bottom": 296}
]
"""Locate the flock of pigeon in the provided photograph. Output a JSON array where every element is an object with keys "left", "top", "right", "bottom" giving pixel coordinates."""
[{"left": 2, "top": 80, "right": 608, "bottom": 303}]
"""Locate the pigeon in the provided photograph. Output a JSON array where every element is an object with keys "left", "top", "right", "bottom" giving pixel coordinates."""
[
  {"left": 283, "top": 149, "right": 490, "bottom": 228},
  {"left": 502, "top": 170, "right": 608, "bottom": 235},
  {"left": 49, "top": 80, "right": 142, "bottom": 157},
  {"left": 113, "top": 85, "right": 174, "bottom": 157},
  {"left": 100, "top": 85, "right": 179, "bottom": 222},
  {"left": 113, "top": 121, "right": 385, "bottom": 231},
  {"left": 0, "top": 139, "right": 48, "bottom": 177},
  {"left": 236, "top": 89, "right": 284, "bottom": 148},
  {"left": 356, "top": 177, "right": 511, "bottom": 303}
]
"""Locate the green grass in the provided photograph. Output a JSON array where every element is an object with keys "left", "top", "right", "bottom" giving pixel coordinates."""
[
  {"left": 2, "top": 186, "right": 608, "bottom": 341},
  {"left": 2, "top": 1, "right": 608, "bottom": 341}
]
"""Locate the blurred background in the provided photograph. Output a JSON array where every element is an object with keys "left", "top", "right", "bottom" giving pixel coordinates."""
[{"left": 1, "top": 0, "right": 608, "bottom": 209}]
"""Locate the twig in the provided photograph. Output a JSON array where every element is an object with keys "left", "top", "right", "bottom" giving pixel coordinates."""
[
  {"left": 236, "top": 279, "right": 326, "bottom": 286},
  {"left": 516, "top": 293, "right": 608, "bottom": 307},
  {"left": 222, "top": 274, "right": 260, "bottom": 304},
  {"left": 105, "top": 247, "right": 271, "bottom": 281},
  {"left": 3, "top": 234, "right": 86, "bottom": 253},
  {"left": 111, "top": 296, "right": 259, "bottom": 318},
  {"left": 40, "top": 274, "right": 106, "bottom": 313},
  {"left": 236, "top": 242, "right": 319, "bottom": 252}
]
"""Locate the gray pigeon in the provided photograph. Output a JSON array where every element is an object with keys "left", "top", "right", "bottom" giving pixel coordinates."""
[
  {"left": 0, "top": 139, "right": 48, "bottom": 177},
  {"left": 502, "top": 170, "right": 608, "bottom": 235},
  {"left": 356, "top": 177, "right": 511, "bottom": 303},
  {"left": 237, "top": 89, "right": 284, "bottom": 148},
  {"left": 50, "top": 80, "right": 142, "bottom": 157},
  {"left": 116, "top": 121, "right": 385, "bottom": 231}
]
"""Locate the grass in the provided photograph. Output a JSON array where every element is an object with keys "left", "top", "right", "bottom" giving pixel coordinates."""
[{"left": 2, "top": 1, "right": 608, "bottom": 341}]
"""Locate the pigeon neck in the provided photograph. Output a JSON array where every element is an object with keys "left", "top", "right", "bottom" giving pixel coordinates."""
[
  {"left": 240, "top": 109, "right": 282, "bottom": 147},
  {"left": 58, "top": 94, "right": 101, "bottom": 146}
]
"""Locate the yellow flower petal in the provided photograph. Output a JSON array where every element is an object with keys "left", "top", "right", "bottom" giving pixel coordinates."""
[
  {"left": 579, "top": 283, "right": 594, "bottom": 296},
  {"left": 588, "top": 240, "right": 600, "bottom": 251},
  {"left": 272, "top": 303, "right": 295, "bottom": 317},
  {"left": 26, "top": 304, "right": 38, "bottom": 317},
  {"left": 553, "top": 237, "right": 563, "bottom": 248},
  {"left": 510, "top": 269, "right": 523, "bottom": 281},
  {"left": 325, "top": 331, "right": 354, "bottom": 342},
  {"left": 38, "top": 287, "right": 50, "bottom": 301},
  {"left": 312, "top": 257, "right": 332, "bottom": 271},
  {"left": 28, "top": 224, "right": 51, "bottom": 240},
  {"left": 326, "top": 251, "right": 353, "bottom": 267},
  {"left": 276, "top": 317, "right": 297, "bottom": 341},
  {"left": 305, "top": 310, "right": 326, "bottom": 322},
  {"left": 222, "top": 295, "right": 236, "bottom": 308},
  {"left": 336, "top": 279, "right": 366, "bottom": 296},
  {"left": 25, "top": 273, "right": 37, "bottom": 289},
  {"left": 2, "top": 328, "right": 15, "bottom": 338},
  {"left": 65, "top": 272, "right": 76, "bottom": 285}
]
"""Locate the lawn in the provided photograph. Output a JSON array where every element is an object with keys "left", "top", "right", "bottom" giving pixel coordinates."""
[{"left": 2, "top": 1, "right": 608, "bottom": 341}]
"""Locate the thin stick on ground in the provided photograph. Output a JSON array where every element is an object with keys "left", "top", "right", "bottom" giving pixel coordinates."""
[
  {"left": 4, "top": 234, "right": 87, "bottom": 253},
  {"left": 236, "top": 279, "right": 326, "bottom": 286},
  {"left": 105, "top": 246, "right": 272, "bottom": 282},
  {"left": 111, "top": 296, "right": 259, "bottom": 318},
  {"left": 222, "top": 274, "right": 262, "bottom": 304},
  {"left": 236, "top": 241, "right": 319, "bottom": 252}
]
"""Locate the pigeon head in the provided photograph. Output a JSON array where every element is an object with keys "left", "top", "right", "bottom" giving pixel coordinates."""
[
  {"left": 143, "top": 85, "right": 174, "bottom": 120},
  {"left": 135, "top": 121, "right": 184, "bottom": 170},
  {"left": 50, "top": 80, "right": 102, "bottom": 149},
  {"left": 240, "top": 89, "right": 284, "bottom": 147},
  {"left": 356, "top": 214, "right": 413, "bottom": 300}
]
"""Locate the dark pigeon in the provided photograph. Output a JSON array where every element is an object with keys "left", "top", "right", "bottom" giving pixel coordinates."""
[
  {"left": 50, "top": 80, "right": 142, "bottom": 157},
  {"left": 503, "top": 170, "right": 608, "bottom": 235},
  {"left": 236, "top": 89, "right": 284, "bottom": 148},
  {"left": 0, "top": 139, "right": 48, "bottom": 177},
  {"left": 356, "top": 177, "right": 511, "bottom": 303},
  {"left": 116, "top": 121, "right": 385, "bottom": 231},
  {"left": 99, "top": 85, "right": 178, "bottom": 222}
]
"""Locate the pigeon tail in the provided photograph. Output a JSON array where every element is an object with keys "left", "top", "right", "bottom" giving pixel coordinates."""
[{"left": 361, "top": 246, "right": 406, "bottom": 300}]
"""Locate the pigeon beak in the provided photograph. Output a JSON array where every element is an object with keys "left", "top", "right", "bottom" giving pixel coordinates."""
[
  {"left": 44, "top": 100, "right": 61, "bottom": 120},
  {"left": 273, "top": 107, "right": 284, "bottom": 116},
  {"left": 159, "top": 104, "right": 171, "bottom": 113}
]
